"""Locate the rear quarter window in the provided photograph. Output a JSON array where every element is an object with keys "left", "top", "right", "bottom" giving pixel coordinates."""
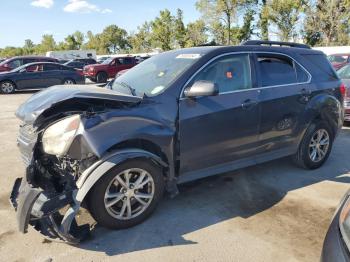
[{"left": 302, "top": 54, "right": 338, "bottom": 81}]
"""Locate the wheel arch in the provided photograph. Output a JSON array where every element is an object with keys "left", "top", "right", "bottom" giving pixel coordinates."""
[
  {"left": 75, "top": 148, "right": 168, "bottom": 203},
  {"left": 300, "top": 93, "right": 342, "bottom": 141},
  {"left": 0, "top": 79, "right": 17, "bottom": 89}
]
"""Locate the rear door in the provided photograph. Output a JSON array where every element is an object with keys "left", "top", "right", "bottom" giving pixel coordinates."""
[
  {"left": 179, "top": 53, "right": 261, "bottom": 175},
  {"left": 254, "top": 53, "right": 312, "bottom": 156},
  {"left": 40, "top": 64, "right": 63, "bottom": 87}
]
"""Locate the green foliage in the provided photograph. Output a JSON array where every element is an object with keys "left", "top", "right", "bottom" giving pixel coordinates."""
[
  {"left": 304, "top": 0, "right": 350, "bottom": 46},
  {"left": 151, "top": 9, "right": 174, "bottom": 50},
  {"left": 185, "top": 20, "right": 208, "bottom": 47},
  {"left": 268, "top": 0, "right": 303, "bottom": 41},
  {"left": 100, "top": 25, "right": 129, "bottom": 54},
  {"left": 2, "top": 2, "right": 350, "bottom": 58}
]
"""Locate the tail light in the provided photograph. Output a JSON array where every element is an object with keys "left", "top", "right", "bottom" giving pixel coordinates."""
[{"left": 340, "top": 82, "right": 346, "bottom": 98}]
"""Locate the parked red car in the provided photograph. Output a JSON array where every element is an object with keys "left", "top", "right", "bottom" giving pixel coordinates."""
[
  {"left": 0, "top": 56, "right": 58, "bottom": 72},
  {"left": 83, "top": 56, "right": 137, "bottom": 83},
  {"left": 328, "top": 54, "right": 350, "bottom": 70}
]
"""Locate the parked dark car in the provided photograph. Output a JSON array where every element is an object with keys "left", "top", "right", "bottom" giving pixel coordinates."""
[
  {"left": 321, "top": 190, "right": 350, "bottom": 262},
  {"left": 83, "top": 56, "right": 137, "bottom": 83},
  {"left": 0, "top": 62, "right": 84, "bottom": 94},
  {"left": 64, "top": 58, "right": 97, "bottom": 70},
  {"left": 336, "top": 64, "right": 350, "bottom": 122},
  {"left": 10, "top": 41, "right": 344, "bottom": 244},
  {"left": 0, "top": 56, "right": 58, "bottom": 72},
  {"left": 328, "top": 54, "right": 350, "bottom": 70}
]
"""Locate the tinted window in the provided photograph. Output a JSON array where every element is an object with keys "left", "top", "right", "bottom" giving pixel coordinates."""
[
  {"left": 302, "top": 54, "right": 338, "bottom": 81},
  {"left": 191, "top": 54, "right": 252, "bottom": 93},
  {"left": 118, "top": 58, "right": 133, "bottom": 65},
  {"left": 44, "top": 64, "right": 60, "bottom": 71},
  {"left": 26, "top": 64, "right": 43, "bottom": 72},
  {"left": 257, "top": 55, "right": 297, "bottom": 86},
  {"left": 295, "top": 63, "right": 309, "bottom": 82},
  {"left": 337, "top": 65, "right": 350, "bottom": 79},
  {"left": 8, "top": 59, "right": 23, "bottom": 69},
  {"left": 328, "top": 55, "right": 348, "bottom": 63},
  {"left": 23, "top": 59, "right": 36, "bottom": 64}
]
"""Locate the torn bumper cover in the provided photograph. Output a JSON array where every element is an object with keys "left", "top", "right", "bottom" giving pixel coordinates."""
[{"left": 10, "top": 176, "right": 89, "bottom": 244}]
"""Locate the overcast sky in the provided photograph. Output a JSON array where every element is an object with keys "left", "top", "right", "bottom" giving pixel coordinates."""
[{"left": 0, "top": 0, "right": 200, "bottom": 48}]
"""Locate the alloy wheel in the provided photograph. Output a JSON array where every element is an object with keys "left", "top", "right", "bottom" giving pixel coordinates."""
[
  {"left": 64, "top": 79, "right": 74, "bottom": 85},
  {"left": 308, "top": 129, "right": 330, "bottom": 162},
  {"left": 104, "top": 168, "right": 155, "bottom": 220},
  {"left": 1, "top": 82, "right": 14, "bottom": 93}
]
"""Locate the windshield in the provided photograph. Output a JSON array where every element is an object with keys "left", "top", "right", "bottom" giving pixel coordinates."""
[
  {"left": 102, "top": 57, "right": 114, "bottom": 64},
  {"left": 111, "top": 51, "right": 202, "bottom": 96},
  {"left": 337, "top": 64, "right": 350, "bottom": 79}
]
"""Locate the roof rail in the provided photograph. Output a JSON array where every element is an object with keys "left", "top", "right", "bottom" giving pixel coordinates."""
[{"left": 242, "top": 40, "right": 311, "bottom": 49}]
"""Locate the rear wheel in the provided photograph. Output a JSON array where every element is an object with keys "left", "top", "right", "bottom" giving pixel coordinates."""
[
  {"left": 96, "top": 72, "right": 108, "bottom": 83},
  {"left": 294, "top": 121, "right": 333, "bottom": 169},
  {"left": 63, "top": 78, "right": 76, "bottom": 85},
  {"left": 0, "top": 81, "right": 15, "bottom": 94},
  {"left": 87, "top": 159, "right": 164, "bottom": 229}
]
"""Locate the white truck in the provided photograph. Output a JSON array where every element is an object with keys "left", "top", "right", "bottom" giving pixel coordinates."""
[{"left": 46, "top": 50, "right": 97, "bottom": 60}]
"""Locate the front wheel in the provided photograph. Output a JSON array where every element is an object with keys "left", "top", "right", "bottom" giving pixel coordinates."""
[
  {"left": 0, "top": 81, "right": 15, "bottom": 94},
  {"left": 87, "top": 159, "right": 164, "bottom": 229},
  {"left": 294, "top": 121, "right": 334, "bottom": 169}
]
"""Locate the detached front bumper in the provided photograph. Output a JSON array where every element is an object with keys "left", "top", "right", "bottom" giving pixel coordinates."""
[{"left": 10, "top": 176, "right": 89, "bottom": 244}]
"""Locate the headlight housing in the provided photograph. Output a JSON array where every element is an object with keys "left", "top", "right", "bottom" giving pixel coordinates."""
[{"left": 42, "top": 115, "right": 81, "bottom": 156}]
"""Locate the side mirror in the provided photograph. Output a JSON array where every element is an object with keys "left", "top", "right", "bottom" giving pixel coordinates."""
[
  {"left": 19, "top": 68, "right": 27, "bottom": 73},
  {"left": 184, "top": 80, "right": 219, "bottom": 98}
]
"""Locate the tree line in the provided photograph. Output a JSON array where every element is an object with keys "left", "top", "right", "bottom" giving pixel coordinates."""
[{"left": 1, "top": 0, "right": 349, "bottom": 58}]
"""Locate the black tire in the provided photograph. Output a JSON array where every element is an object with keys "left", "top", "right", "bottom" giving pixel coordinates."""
[
  {"left": 63, "top": 78, "right": 76, "bottom": 85},
  {"left": 87, "top": 158, "right": 164, "bottom": 229},
  {"left": 293, "top": 121, "right": 334, "bottom": 169},
  {"left": 0, "top": 80, "right": 16, "bottom": 94},
  {"left": 96, "top": 72, "right": 108, "bottom": 83}
]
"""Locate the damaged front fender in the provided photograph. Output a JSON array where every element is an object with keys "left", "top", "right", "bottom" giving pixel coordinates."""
[
  {"left": 10, "top": 176, "right": 89, "bottom": 244},
  {"left": 10, "top": 148, "right": 170, "bottom": 244}
]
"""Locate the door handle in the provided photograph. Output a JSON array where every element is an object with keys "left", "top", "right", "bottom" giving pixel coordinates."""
[{"left": 241, "top": 99, "right": 258, "bottom": 109}]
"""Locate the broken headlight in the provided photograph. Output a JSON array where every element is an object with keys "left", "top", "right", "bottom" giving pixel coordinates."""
[{"left": 42, "top": 114, "right": 81, "bottom": 156}]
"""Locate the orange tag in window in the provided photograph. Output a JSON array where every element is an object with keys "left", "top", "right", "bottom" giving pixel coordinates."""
[{"left": 226, "top": 71, "right": 233, "bottom": 78}]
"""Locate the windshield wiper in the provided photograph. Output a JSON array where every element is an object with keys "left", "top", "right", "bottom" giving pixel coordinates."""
[{"left": 115, "top": 81, "right": 137, "bottom": 96}]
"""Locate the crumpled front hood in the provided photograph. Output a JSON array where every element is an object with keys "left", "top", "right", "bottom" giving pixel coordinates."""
[{"left": 16, "top": 85, "right": 142, "bottom": 125}]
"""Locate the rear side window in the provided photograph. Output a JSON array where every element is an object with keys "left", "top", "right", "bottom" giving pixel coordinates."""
[
  {"left": 302, "top": 54, "right": 338, "bottom": 81},
  {"left": 44, "top": 64, "right": 60, "bottom": 71},
  {"left": 257, "top": 54, "right": 309, "bottom": 87}
]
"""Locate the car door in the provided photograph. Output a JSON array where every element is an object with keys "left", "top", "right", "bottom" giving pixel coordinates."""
[
  {"left": 179, "top": 53, "right": 260, "bottom": 175},
  {"left": 15, "top": 64, "right": 44, "bottom": 89},
  {"left": 254, "top": 53, "right": 312, "bottom": 156},
  {"left": 40, "top": 64, "right": 63, "bottom": 87}
]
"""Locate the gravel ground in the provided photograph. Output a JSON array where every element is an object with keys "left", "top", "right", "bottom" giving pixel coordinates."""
[{"left": 0, "top": 91, "right": 349, "bottom": 262}]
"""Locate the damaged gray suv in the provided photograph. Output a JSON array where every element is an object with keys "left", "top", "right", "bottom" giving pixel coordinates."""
[{"left": 10, "top": 41, "right": 344, "bottom": 243}]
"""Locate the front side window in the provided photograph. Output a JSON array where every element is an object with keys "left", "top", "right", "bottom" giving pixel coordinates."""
[{"left": 189, "top": 54, "right": 252, "bottom": 93}]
